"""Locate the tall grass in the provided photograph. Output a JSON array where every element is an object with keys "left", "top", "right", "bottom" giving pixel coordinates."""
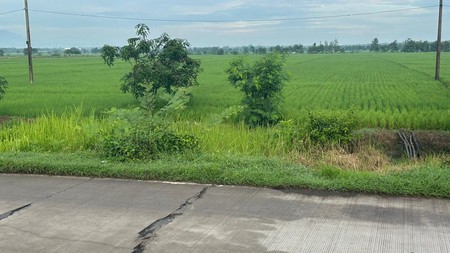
[
  {"left": 173, "top": 121, "right": 284, "bottom": 156},
  {"left": 0, "top": 109, "right": 296, "bottom": 158},
  {"left": 0, "top": 107, "right": 109, "bottom": 152}
]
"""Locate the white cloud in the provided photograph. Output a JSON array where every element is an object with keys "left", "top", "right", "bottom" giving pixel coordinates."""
[{"left": 175, "top": 1, "right": 248, "bottom": 15}]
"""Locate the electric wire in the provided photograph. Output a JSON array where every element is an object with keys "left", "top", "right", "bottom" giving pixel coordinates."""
[
  {"left": 0, "top": 9, "right": 23, "bottom": 16},
  {"left": 26, "top": 5, "right": 437, "bottom": 23}
]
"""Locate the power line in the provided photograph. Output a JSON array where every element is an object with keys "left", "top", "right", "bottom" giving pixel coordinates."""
[
  {"left": 28, "top": 5, "right": 437, "bottom": 23},
  {"left": 0, "top": 9, "right": 23, "bottom": 16}
]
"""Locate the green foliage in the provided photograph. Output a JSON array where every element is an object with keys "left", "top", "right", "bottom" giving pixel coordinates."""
[
  {"left": 155, "top": 87, "right": 192, "bottom": 117},
  {"left": 64, "top": 47, "right": 81, "bottom": 55},
  {"left": 308, "top": 110, "right": 357, "bottom": 145},
  {"left": 101, "top": 24, "right": 202, "bottom": 99},
  {"left": 370, "top": 38, "right": 380, "bottom": 52},
  {"left": 0, "top": 76, "right": 7, "bottom": 100},
  {"left": 270, "top": 119, "right": 304, "bottom": 151},
  {"left": 101, "top": 108, "right": 198, "bottom": 161},
  {"left": 138, "top": 87, "right": 192, "bottom": 118},
  {"left": 22, "top": 48, "right": 38, "bottom": 55},
  {"left": 402, "top": 38, "right": 417, "bottom": 52},
  {"left": 208, "top": 105, "right": 244, "bottom": 125},
  {"left": 226, "top": 53, "right": 288, "bottom": 127}
]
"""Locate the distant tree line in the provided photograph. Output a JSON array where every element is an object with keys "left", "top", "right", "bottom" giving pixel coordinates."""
[
  {"left": 307, "top": 39, "right": 344, "bottom": 54},
  {"left": 1, "top": 38, "right": 449, "bottom": 57},
  {"left": 189, "top": 44, "right": 305, "bottom": 55},
  {"left": 370, "top": 38, "right": 450, "bottom": 53}
]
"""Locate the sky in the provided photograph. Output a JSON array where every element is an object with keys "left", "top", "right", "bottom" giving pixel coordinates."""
[{"left": 0, "top": 0, "right": 448, "bottom": 48}]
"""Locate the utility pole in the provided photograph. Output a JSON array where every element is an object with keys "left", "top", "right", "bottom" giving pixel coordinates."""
[
  {"left": 435, "top": 0, "right": 443, "bottom": 81},
  {"left": 24, "top": 0, "right": 34, "bottom": 84}
]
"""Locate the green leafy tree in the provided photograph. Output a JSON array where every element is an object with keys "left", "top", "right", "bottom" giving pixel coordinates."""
[
  {"left": 0, "top": 76, "right": 8, "bottom": 100},
  {"left": 90, "top": 47, "right": 101, "bottom": 54},
  {"left": 388, "top": 40, "right": 399, "bottom": 52},
  {"left": 370, "top": 38, "right": 380, "bottom": 52},
  {"left": 101, "top": 24, "right": 201, "bottom": 98},
  {"left": 292, "top": 44, "right": 304, "bottom": 53},
  {"left": 331, "top": 39, "right": 340, "bottom": 53},
  {"left": 22, "top": 48, "right": 38, "bottom": 55},
  {"left": 217, "top": 48, "right": 225, "bottom": 55},
  {"left": 0, "top": 50, "right": 4, "bottom": 57},
  {"left": 402, "top": 38, "right": 417, "bottom": 52},
  {"left": 226, "top": 53, "right": 288, "bottom": 127},
  {"left": 64, "top": 47, "right": 81, "bottom": 55},
  {"left": 442, "top": 41, "right": 450, "bottom": 52},
  {"left": 417, "top": 40, "right": 430, "bottom": 52}
]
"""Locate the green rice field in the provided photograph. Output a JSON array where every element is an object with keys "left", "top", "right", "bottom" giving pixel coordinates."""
[{"left": 0, "top": 53, "right": 449, "bottom": 130}]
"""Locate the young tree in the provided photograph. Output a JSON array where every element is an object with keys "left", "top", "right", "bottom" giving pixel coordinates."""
[
  {"left": 402, "top": 38, "right": 417, "bottom": 52},
  {"left": 226, "top": 53, "right": 288, "bottom": 127},
  {"left": 388, "top": 40, "right": 399, "bottom": 52},
  {"left": 332, "top": 39, "right": 340, "bottom": 53},
  {"left": 370, "top": 38, "right": 380, "bottom": 52},
  {"left": 101, "top": 24, "right": 201, "bottom": 98},
  {"left": 0, "top": 76, "right": 8, "bottom": 100}
]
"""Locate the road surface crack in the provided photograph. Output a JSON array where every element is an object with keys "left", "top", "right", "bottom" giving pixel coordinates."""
[
  {"left": 0, "top": 178, "right": 93, "bottom": 222},
  {"left": 132, "top": 185, "right": 212, "bottom": 253},
  {"left": 40, "top": 178, "right": 94, "bottom": 201},
  {"left": 0, "top": 203, "right": 32, "bottom": 221}
]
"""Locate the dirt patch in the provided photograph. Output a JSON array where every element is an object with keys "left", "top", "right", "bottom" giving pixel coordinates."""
[{"left": 0, "top": 116, "right": 13, "bottom": 125}]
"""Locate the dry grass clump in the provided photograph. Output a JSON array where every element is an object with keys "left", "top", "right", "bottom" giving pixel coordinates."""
[
  {"left": 291, "top": 145, "right": 390, "bottom": 172},
  {"left": 291, "top": 129, "right": 449, "bottom": 172}
]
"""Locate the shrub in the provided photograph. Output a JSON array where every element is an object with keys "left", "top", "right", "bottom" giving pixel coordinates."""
[
  {"left": 101, "top": 108, "right": 198, "bottom": 161},
  {"left": 270, "top": 119, "right": 303, "bottom": 151},
  {"left": 308, "top": 110, "right": 357, "bottom": 145}
]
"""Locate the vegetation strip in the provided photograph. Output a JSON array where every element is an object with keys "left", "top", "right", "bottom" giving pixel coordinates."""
[
  {"left": 0, "top": 152, "right": 448, "bottom": 198},
  {"left": 0, "top": 51, "right": 448, "bottom": 199}
]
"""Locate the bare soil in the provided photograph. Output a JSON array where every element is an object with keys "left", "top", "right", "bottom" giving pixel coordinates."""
[{"left": 0, "top": 116, "right": 12, "bottom": 125}]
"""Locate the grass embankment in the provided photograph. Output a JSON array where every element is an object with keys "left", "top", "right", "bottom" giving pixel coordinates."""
[
  {"left": 0, "top": 110, "right": 448, "bottom": 198},
  {"left": 0, "top": 152, "right": 448, "bottom": 198},
  {"left": 0, "top": 54, "right": 449, "bottom": 197}
]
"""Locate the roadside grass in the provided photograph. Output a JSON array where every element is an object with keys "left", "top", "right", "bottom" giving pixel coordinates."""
[
  {"left": 0, "top": 109, "right": 448, "bottom": 198},
  {"left": 0, "top": 107, "right": 109, "bottom": 152},
  {"left": 0, "top": 151, "right": 448, "bottom": 198}
]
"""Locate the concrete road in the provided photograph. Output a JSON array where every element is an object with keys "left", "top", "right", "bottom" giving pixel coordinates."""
[{"left": 0, "top": 174, "right": 449, "bottom": 253}]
